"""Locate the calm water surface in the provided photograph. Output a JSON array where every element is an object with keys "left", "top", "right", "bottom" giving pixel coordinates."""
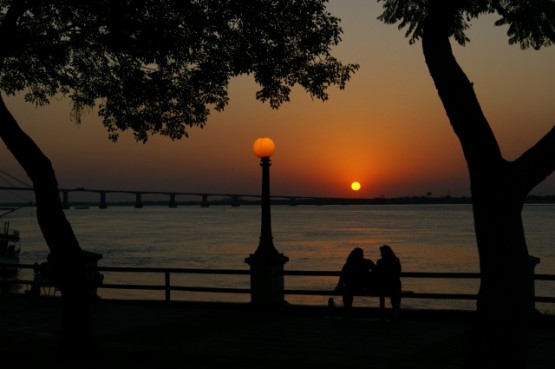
[{"left": 5, "top": 204, "right": 555, "bottom": 312}]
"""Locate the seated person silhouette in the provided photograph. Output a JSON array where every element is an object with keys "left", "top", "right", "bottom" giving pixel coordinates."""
[
  {"left": 376, "top": 244, "right": 402, "bottom": 318},
  {"left": 334, "top": 247, "right": 376, "bottom": 310}
]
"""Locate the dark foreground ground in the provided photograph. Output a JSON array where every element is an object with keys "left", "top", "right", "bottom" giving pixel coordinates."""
[{"left": 1, "top": 295, "right": 553, "bottom": 369}]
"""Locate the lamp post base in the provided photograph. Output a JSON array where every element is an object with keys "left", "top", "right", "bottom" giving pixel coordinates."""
[{"left": 245, "top": 252, "right": 289, "bottom": 306}]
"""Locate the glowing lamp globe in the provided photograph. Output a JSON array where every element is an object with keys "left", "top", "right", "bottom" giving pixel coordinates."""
[{"left": 253, "top": 137, "right": 275, "bottom": 158}]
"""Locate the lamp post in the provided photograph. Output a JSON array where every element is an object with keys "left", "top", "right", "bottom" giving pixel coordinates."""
[{"left": 245, "top": 137, "right": 289, "bottom": 305}]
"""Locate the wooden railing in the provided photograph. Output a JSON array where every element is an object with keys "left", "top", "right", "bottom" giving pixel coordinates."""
[{"left": 2, "top": 264, "right": 555, "bottom": 308}]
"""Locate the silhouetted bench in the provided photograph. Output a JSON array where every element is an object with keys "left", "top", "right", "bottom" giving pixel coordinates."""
[{"left": 282, "top": 288, "right": 414, "bottom": 310}]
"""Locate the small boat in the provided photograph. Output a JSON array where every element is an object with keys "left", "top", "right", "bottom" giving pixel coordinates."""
[{"left": 0, "top": 221, "right": 21, "bottom": 274}]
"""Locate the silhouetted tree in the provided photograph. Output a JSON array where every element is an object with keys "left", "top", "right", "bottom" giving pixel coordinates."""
[
  {"left": 0, "top": 0, "right": 357, "bottom": 355},
  {"left": 377, "top": 0, "right": 555, "bottom": 367}
]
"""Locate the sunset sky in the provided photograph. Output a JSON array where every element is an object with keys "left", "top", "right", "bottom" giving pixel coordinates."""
[{"left": 1, "top": 1, "right": 554, "bottom": 202}]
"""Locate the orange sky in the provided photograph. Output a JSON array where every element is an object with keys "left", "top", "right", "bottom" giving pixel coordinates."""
[{"left": 2, "top": 1, "right": 555, "bottom": 200}]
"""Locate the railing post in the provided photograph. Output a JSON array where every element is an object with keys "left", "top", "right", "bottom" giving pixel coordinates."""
[
  {"left": 169, "top": 194, "right": 177, "bottom": 208},
  {"left": 529, "top": 256, "right": 540, "bottom": 313},
  {"left": 165, "top": 271, "right": 171, "bottom": 302},
  {"left": 99, "top": 191, "right": 108, "bottom": 209},
  {"left": 62, "top": 190, "right": 70, "bottom": 209},
  {"left": 135, "top": 192, "right": 143, "bottom": 209},
  {"left": 1, "top": 266, "right": 9, "bottom": 294}
]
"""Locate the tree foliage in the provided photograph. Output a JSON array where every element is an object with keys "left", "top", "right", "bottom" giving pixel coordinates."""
[
  {"left": 377, "top": 0, "right": 555, "bottom": 49},
  {"left": 0, "top": 0, "right": 358, "bottom": 142},
  {"left": 0, "top": 1, "right": 358, "bottom": 353}
]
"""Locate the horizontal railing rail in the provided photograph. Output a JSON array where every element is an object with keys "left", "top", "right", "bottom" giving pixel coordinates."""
[{"left": 2, "top": 264, "right": 554, "bottom": 306}]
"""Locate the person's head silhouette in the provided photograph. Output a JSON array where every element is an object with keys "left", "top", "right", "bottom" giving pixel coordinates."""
[
  {"left": 347, "top": 247, "right": 364, "bottom": 263},
  {"left": 380, "top": 244, "right": 396, "bottom": 259}
]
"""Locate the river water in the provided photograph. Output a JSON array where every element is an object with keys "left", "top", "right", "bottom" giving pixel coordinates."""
[{"left": 5, "top": 204, "right": 555, "bottom": 312}]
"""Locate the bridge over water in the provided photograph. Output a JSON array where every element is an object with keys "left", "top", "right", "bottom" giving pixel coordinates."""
[
  {"left": 1, "top": 186, "right": 465, "bottom": 209},
  {"left": 0, "top": 186, "right": 339, "bottom": 208}
]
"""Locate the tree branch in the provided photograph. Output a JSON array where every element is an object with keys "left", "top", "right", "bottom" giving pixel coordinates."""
[
  {"left": 513, "top": 126, "right": 555, "bottom": 194},
  {"left": 0, "top": 94, "right": 79, "bottom": 254},
  {"left": 0, "top": 0, "right": 30, "bottom": 66},
  {"left": 422, "top": 0, "right": 503, "bottom": 177}
]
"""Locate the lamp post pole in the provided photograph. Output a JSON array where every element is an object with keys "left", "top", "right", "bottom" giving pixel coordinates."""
[{"left": 245, "top": 137, "right": 289, "bottom": 305}]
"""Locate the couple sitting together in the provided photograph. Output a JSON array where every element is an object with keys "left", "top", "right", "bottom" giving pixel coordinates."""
[{"left": 334, "top": 245, "right": 401, "bottom": 313}]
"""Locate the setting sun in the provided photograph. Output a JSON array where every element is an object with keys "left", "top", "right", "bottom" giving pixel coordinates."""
[{"left": 351, "top": 181, "right": 361, "bottom": 191}]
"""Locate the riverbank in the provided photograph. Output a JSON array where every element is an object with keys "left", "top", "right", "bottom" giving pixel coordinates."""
[{"left": 1, "top": 295, "right": 554, "bottom": 369}]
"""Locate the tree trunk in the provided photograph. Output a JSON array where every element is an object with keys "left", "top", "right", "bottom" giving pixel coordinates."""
[
  {"left": 0, "top": 96, "right": 95, "bottom": 355},
  {"left": 420, "top": 1, "right": 555, "bottom": 368}
]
